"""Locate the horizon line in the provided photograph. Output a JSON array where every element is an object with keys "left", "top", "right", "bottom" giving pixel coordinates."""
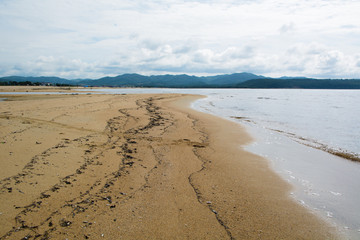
[{"left": 1, "top": 72, "right": 360, "bottom": 81}]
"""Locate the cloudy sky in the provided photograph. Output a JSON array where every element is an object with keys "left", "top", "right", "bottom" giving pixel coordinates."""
[{"left": 1, "top": 0, "right": 360, "bottom": 79}]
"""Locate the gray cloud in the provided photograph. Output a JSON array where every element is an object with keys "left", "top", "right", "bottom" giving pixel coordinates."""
[
  {"left": 340, "top": 24, "right": 358, "bottom": 29},
  {"left": 0, "top": 0, "right": 360, "bottom": 78},
  {"left": 279, "top": 22, "right": 295, "bottom": 34}
]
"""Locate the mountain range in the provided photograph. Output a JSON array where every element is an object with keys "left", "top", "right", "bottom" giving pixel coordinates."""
[{"left": 1, "top": 72, "right": 360, "bottom": 89}]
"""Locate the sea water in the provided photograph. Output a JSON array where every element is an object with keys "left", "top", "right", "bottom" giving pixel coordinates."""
[
  {"left": 75, "top": 88, "right": 360, "bottom": 238},
  {"left": 195, "top": 89, "right": 360, "bottom": 156}
]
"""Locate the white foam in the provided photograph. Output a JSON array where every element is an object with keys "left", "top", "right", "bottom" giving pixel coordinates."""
[
  {"left": 326, "top": 211, "right": 333, "bottom": 218},
  {"left": 330, "top": 191, "right": 342, "bottom": 196}
]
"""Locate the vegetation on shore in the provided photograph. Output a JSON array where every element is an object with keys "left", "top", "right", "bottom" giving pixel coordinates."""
[
  {"left": 236, "top": 78, "right": 360, "bottom": 89},
  {"left": 0, "top": 80, "right": 75, "bottom": 87}
]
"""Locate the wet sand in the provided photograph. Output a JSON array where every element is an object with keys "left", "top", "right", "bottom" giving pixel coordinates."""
[{"left": 0, "top": 89, "right": 338, "bottom": 239}]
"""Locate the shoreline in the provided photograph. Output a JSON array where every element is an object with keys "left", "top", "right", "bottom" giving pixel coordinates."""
[
  {"left": 242, "top": 122, "right": 360, "bottom": 239},
  {"left": 167, "top": 95, "right": 339, "bottom": 239},
  {"left": 191, "top": 99, "right": 359, "bottom": 238},
  {"left": 0, "top": 90, "right": 339, "bottom": 239},
  {"left": 2, "top": 87, "right": 360, "bottom": 166}
]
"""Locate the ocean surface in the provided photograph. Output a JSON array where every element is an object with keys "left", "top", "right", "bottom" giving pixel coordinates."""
[{"left": 4, "top": 88, "right": 360, "bottom": 238}]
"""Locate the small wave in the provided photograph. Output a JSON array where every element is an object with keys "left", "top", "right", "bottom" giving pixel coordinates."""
[
  {"left": 298, "top": 199, "right": 306, "bottom": 206},
  {"left": 230, "top": 116, "right": 255, "bottom": 124},
  {"left": 257, "top": 97, "right": 277, "bottom": 100},
  {"left": 330, "top": 191, "right": 342, "bottom": 196},
  {"left": 268, "top": 128, "right": 360, "bottom": 163},
  {"left": 324, "top": 148, "right": 360, "bottom": 162}
]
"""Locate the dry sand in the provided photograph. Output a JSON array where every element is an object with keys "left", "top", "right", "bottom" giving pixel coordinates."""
[{"left": 0, "top": 88, "right": 338, "bottom": 239}]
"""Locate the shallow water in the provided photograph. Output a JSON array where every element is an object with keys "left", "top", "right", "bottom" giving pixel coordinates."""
[
  {"left": 243, "top": 125, "right": 360, "bottom": 238},
  {"left": 193, "top": 89, "right": 360, "bottom": 157}
]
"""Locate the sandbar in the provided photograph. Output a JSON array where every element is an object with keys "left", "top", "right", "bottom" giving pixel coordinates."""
[{"left": 0, "top": 87, "right": 338, "bottom": 239}]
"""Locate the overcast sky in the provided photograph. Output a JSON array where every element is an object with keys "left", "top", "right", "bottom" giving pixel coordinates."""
[{"left": 1, "top": 0, "right": 360, "bottom": 79}]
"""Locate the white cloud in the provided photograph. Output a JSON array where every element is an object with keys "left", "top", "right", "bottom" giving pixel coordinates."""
[
  {"left": 0, "top": 0, "right": 360, "bottom": 78},
  {"left": 279, "top": 22, "right": 295, "bottom": 34}
]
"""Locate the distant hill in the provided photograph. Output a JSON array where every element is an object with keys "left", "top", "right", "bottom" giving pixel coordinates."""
[
  {"left": 1, "top": 73, "right": 360, "bottom": 89},
  {"left": 80, "top": 74, "right": 205, "bottom": 88},
  {"left": 236, "top": 78, "right": 360, "bottom": 89},
  {"left": 199, "top": 73, "right": 266, "bottom": 87},
  {"left": 79, "top": 72, "right": 265, "bottom": 88}
]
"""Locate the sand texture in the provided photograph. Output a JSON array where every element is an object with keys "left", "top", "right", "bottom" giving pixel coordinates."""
[{"left": 0, "top": 91, "right": 338, "bottom": 239}]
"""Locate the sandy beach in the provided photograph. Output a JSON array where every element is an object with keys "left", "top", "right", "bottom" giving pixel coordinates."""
[{"left": 0, "top": 88, "right": 338, "bottom": 239}]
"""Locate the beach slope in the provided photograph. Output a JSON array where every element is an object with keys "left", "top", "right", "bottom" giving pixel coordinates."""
[{"left": 0, "top": 92, "right": 337, "bottom": 239}]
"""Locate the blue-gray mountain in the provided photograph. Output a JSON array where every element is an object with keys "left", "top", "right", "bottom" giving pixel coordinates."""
[{"left": 1, "top": 73, "right": 360, "bottom": 89}]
